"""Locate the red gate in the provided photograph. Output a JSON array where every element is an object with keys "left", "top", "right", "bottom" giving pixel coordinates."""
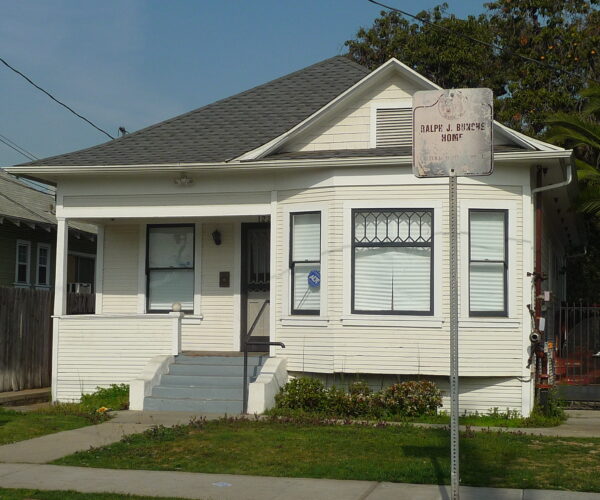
[{"left": 555, "top": 304, "right": 600, "bottom": 400}]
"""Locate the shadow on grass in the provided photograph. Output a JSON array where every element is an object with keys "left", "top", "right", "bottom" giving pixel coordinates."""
[{"left": 402, "top": 444, "right": 450, "bottom": 500}]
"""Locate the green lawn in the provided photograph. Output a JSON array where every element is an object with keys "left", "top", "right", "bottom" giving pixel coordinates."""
[
  {"left": 0, "top": 488, "right": 189, "bottom": 500},
  {"left": 0, "top": 408, "right": 92, "bottom": 445},
  {"left": 54, "top": 418, "right": 600, "bottom": 492}
]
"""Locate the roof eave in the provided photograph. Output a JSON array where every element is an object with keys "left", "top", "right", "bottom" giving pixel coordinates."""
[{"left": 5, "top": 149, "right": 573, "bottom": 179}]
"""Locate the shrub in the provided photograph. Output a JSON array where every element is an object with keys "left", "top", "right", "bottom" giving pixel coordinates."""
[
  {"left": 272, "top": 377, "right": 442, "bottom": 419},
  {"left": 381, "top": 381, "right": 442, "bottom": 417},
  {"left": 274, "top": 377, "right": 327, "bottom": 411}
]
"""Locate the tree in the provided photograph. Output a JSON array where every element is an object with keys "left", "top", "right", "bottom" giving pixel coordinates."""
[
  {"left": 547, "top": 86, "right": 600, "bottom": 215},
  {"left": 345, "top": 1, "right": 600, "bottom": 136},
  {"left": 545, "top": 87, "right": 600, "bottom": 300}
]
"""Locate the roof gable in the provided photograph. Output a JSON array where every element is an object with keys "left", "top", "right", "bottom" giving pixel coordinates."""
[
  {"left": 20, "top": 56, "right": 369, "bottom": 167},
  {"left": 241, "top": 58, "right": 562, "bottom": 160}
]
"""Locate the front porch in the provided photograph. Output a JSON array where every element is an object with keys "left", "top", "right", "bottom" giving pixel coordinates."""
[{"left": 51, "top": 213, "right": 283, "bottom": 408}]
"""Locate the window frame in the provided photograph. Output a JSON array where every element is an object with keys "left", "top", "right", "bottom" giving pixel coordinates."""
[
  {"left": 145, "top": 223, "right": 195, "bottom": 314},
  {"left": 15, "top": 240, "right": 31, "bottom": 285},
  {"left": 289, "top": 211, "right": 321, "bottom": 316},
  {"left": 36, "top": 243, "right": 52, "bottom": 287},
  {"left": 351, "top": 208, "right": 434, "bottom": 316},
  {"left": 468, "top": 208, "right": 508, "bottom": 317}
]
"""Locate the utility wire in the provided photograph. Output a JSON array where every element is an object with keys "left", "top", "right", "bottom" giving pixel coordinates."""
[
  {"left": 0, "top": 56, "right": 115, "bottom": 140},
  {"left": 0, "top": 135, "right": 36, "bottom": 161},
  {"left": 368, "top": 0, "right": 600, "bottom": 86},
  {"left": 0, "top": 133, "right": 38, "bottom": 160}
]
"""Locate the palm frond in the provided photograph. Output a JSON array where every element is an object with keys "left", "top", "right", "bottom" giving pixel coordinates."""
[{"left": 545, "top": 114, "right": 600, "bottom": 150}]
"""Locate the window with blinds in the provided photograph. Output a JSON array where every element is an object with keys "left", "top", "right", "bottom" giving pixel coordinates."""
[
  {"left": 290, "top": 212, "right": 321, "bottom": 314},
  {"left": 469, "top": 210, "right": 508, "bottom": 316},
  {"left": 352, "top": 209, "right": 433, "bottom": 315},
  {"left": 375, "top": 108, "right": 412, "bottom": 147},
  {"left": 147, "top": 224, "right": 194, "bottom": 312}
]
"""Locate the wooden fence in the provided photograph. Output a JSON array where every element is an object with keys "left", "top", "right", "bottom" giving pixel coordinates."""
[{"left": 0, "top": 287, "right": 95, "bottom": 392}]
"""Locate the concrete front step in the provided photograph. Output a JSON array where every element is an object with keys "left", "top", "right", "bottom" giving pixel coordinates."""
[
  {"left": 175, "top": 355, "right": 267, "bottom": 366},
  {"left": 143, "top": 396, "right": 243, "bottom": 413},
  {"left": 152, "top": 385, "right": 244, "bottom": 400},
  {"left": 143, "top": 354, "right": 268, "bottom": 414},
  {"left": 159, "top": 374, "right": 256, "bottom": 387},
  {"left": 168, "top": 363, "right": 263, "bottom": 377}
]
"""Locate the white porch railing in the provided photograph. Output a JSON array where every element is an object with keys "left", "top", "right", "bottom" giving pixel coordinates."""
[{"left": 52, "top": 313, "right": 183, "bottom": 402}]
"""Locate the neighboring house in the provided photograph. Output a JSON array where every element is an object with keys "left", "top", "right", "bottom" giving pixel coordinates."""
[
  {"left": 6, "top": 56, "right": 580, "bottom": 416},
  {"left": 0, "top": 169, "right": 96, "bottom": 292}
]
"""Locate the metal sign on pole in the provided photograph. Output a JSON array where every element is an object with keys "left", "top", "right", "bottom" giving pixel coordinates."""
[{"left": 412, "top": 88, "right": 493, "bottom": 500}]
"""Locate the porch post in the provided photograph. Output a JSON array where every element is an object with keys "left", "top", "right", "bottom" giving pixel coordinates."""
[
  {"left": 94, "top": 224, "right": 104, "bottom": 314},
  {"left": 52, "top": 217, "right": 68, "bottom": 401},
  {"left": 54, "top": 217, "right": 69, "bottom": 316},
  {"left": 269, "top": 190, "right": 278, "bottom": 357},
  {"left": 169, "top": 311, "right": 183, "bottom": 355}
]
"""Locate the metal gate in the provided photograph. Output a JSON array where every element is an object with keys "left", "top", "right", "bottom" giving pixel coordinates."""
[{"left": 555, "top": 304, "right": 600, "bottom": 401}]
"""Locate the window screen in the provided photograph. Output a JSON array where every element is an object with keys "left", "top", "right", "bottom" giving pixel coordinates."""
[
  {"left": 290, "top": 212, "right": 321, "bottom": 314},
  {"left": 469, "top": 210, "right": 507, "bottom": 316},
  {"left": 147, "top": 225, "right": 194, "bottom": 312},
  {"left": 352, "top": 210, "right": 433, "bottom": 314}
]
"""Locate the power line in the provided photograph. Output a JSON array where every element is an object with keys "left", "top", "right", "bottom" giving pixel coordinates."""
[
  {"left": 367, "top": 0, "right": 600, "bottom": 86},
  {"left": 0, "top": 56, "right": 115, "bottom": 140},
  {"left": 0, "top": 133, "right": 38, "bottom": 160},
  {"left": 0, "top": 135, "right": 36, "bottom": 161}
]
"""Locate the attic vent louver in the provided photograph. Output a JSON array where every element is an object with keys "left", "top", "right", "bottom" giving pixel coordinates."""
[{"left": 376, "top": 108, "right": 412, "bottom": 148}]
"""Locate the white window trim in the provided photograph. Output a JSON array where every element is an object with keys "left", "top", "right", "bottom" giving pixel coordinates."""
[
  {"left": 36, "top": 243, "right": 52, "bottom": 287},
  {"left": 460, "top": 199, "right": 519, "bottom": 322},
  {"left": 15, "top": 240, "right": 31, "bottom": 285},
  {"left": 281, "top": 203, "right": 329, "bottom": 325},
  {"left": 342, "top": 199, "right": 443, "bottom": 327},
  {"left": 369, "top": 98, "right": 412, "bottom": 148}
]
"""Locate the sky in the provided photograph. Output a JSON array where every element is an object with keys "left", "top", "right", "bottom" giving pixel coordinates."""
[{"left": 0, "top": 0, "right": 488, "bottom": 167}]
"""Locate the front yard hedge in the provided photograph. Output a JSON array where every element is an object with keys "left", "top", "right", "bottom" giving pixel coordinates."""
[{"left": 272, "top": 377, "right": 442, "bottom": 419}]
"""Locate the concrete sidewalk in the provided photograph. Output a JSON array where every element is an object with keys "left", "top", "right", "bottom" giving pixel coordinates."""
[
  {"left": 0, "top": 463, "right": 599, "bottom": 500},
  {"left": 0, "top": 410, "right": 225, "bottom": 463}
]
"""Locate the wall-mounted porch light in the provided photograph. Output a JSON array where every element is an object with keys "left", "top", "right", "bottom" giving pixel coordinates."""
[{"left": 212, "top": 229, "right": 222, "bottom": 246}]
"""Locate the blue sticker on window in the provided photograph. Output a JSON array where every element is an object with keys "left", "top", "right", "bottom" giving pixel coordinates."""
[{"left": 307, "top": 269, "right": 321, "bottom": 288}]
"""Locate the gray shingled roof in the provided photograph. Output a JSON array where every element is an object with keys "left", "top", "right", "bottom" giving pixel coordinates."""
[
  {"left": 0, "top": 170, "right": 96, "bottom": 234},
  {"left": 22, "top": 56, "right": 370, "bottom": 167}
]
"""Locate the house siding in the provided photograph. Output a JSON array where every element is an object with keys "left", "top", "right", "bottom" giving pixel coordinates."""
[
  {"left": 181, "top": 223, "right": 236, "bottom": 351},
  {"left": 284, "top": 74, "right": 415, "bottom": 152},
  {"left": 101, "top": 224, "right": 139, "bottom": 313},
  {"left": 55, "top": 316, "right": 172, "bottom": 401},
  {"left": 0, "top": 223, "right": 95, "bottom": 289}
]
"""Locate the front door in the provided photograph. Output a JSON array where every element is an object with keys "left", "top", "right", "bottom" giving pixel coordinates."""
[{"left": 241, "top": 223, "right": 270, "bottom": 352}]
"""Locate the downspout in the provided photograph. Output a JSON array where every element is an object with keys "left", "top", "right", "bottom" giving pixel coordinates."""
[{"left": 530, "top": 156, "right": 573, "bottom": 407}]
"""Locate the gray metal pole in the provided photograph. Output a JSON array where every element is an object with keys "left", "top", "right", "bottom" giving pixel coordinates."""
[{"left": 449, "top": 170, "right": 460, "bottom": 500}]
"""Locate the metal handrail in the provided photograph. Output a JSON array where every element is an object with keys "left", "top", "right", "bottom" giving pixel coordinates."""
[{"left": 242, "top": 299, "right": 285, "bottom": 413}]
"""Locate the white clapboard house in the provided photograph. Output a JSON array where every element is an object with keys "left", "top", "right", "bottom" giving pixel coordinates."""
[{"left": 7, "top": 56, "right": 579, "bottom": 415}]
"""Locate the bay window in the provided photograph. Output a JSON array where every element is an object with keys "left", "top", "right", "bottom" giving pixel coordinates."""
[
  {"left": 469, "top": 209, "right": 507, "bottom": 316},
  {"left": 352, "top": 209, "right": 433, "bottom": 315},
  {"left": 290, "top": 212, "right": 321, "bottom": 315},
  {"left": 147, "top": 224, "right": 194, "bottom": 313}
]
